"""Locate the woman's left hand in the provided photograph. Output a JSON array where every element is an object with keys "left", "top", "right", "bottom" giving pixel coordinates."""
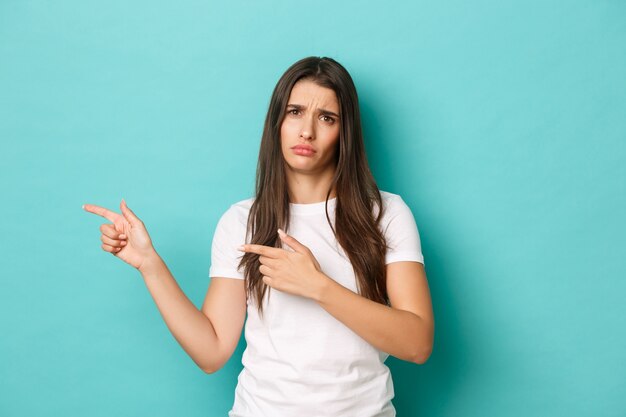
[{"left": 238, "top": 229, "right": 329, "bottom": 300}]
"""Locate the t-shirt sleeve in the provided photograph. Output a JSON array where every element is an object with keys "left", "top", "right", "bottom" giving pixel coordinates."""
[
  {"left": 208, "top": 205, "right": 247, "bottom": 280},
  {"left": 383, "top": 195, "right": 425, "bottom": 265}
]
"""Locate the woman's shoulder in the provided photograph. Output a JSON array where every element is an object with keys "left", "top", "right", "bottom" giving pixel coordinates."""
[
  {"left": 217, "top": 196, "right": 255, "bottom": 224},
  {"left": 378, "top": 190, "right": 408, "bottom": 212},
  {"left": 230, "top": 196, "right": 255, "bottom": 211},
  {"left": 379, "top": 190, "right": 401, "bottom": 201}
]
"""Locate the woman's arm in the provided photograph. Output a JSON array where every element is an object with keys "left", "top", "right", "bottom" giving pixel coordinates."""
[
  {"left": 314, "top": 261, "right": 434, "bottom": 364},
  {"left": 241, "top": 231, "right": 434, "bottom": 364},
  {"left": 140, "top": 252, "right": 247, "bottom": 373},
  {"left": 84, "top": 200, "right": 246, "bottom": 373}
]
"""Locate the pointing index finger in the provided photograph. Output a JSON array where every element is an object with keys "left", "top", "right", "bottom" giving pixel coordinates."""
[
  {"left": 83, "top": 204, "right": 120, "bottom": 223},
  {"left": 239, "top": 244, "right": 283, "bottom": 258}
]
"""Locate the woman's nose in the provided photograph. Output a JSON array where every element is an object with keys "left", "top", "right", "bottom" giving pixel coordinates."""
[
  {"left": 300, "top": 130, "right": 313, "bottom": 140},
  {"left": 300, "top": 116, "right": 315, "bottom": 140}
]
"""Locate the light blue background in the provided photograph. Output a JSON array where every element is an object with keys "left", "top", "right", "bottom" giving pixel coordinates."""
[{"left": 1, "top": 1, "right": 624, "bottom": 416}]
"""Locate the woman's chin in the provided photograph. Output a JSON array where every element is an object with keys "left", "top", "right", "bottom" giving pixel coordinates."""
[{"left": 284, "top": 155, "right": 337, "bottom": 175}]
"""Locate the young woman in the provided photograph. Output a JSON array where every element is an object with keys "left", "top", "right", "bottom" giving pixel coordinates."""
[{"left": 83, "top": 56, "right": 434, "bottom": 416}]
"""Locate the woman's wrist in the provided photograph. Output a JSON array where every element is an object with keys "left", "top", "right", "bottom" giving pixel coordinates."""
[
  {"left": 311, "top": 271, "right": 335, "bottom": 303},
  {"left": 138, "top": 249, "right": 164, "bottom": 276}
]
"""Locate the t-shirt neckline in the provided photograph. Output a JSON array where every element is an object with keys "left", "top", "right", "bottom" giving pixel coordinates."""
[{"left": 289, "top": 197, "right": 337, "bottom": 215}]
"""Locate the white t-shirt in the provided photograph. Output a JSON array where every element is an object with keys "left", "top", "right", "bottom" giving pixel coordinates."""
[{"left": 209, "top": 190, "right": 424, "bottom": 417}]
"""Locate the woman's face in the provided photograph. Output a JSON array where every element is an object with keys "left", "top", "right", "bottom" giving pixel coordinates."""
[{"left": 280, "top": 79, "right": 341, "bottom": 176}]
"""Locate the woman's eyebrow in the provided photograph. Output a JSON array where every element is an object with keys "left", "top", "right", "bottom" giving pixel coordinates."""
[{"left": 287, "top": 103, "right": 339, "bottom": 118}]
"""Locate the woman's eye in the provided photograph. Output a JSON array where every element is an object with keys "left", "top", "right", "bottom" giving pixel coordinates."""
[
  {"left": 288, "top": 109, "right": 300, "bottom": 115},
  {"left": 321, "top": 115, "right": 335, "bottom": 124}
]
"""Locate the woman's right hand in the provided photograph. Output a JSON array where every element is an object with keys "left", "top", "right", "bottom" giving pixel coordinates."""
[{"left": 83, "top": 199, "right": 155, "bottom": 271}]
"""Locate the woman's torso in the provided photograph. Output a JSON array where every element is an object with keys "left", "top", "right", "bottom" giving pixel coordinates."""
[{"left": 225, "top": 193, "right": 401, "bottom": 417}]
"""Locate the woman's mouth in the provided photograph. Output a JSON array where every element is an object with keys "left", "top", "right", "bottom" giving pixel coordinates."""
[{"left": 291, "top": 145, "right": 316, "bottom": 156}]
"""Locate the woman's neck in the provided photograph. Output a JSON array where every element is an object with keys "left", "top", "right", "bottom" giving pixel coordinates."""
[{"left": 285, "top": 167, "right": 336, "bottom": 204}]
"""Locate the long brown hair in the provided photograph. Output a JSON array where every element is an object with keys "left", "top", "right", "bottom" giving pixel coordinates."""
[{"left": 239, "top": 56, "right": 388, "bottom": 318}]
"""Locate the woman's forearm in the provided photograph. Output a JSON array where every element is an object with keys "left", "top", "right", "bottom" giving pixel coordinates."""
[
  {"left": 138, "top": 251, "right": 221, "bottom": 373},
  {"left": 315, "top": 272, "right": 433, "bottom": 364}
]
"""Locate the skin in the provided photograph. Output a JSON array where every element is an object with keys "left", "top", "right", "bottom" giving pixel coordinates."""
[
  {"left": 83, "top": 200, "right": 241, "bottom": 373},
  {"left": 82, "top": 199, "right": 151, "bottom": 270}
]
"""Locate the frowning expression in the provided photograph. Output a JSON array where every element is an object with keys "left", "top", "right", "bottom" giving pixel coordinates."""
[{"left": 280, "top": 79, "right": 341, "bottom": 175}]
